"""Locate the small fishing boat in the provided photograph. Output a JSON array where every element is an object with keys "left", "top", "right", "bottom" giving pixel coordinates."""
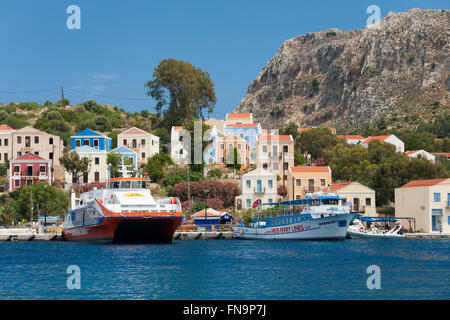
[
  {"left": 62, "top": 174, "right": 183, "bottom": 243},
  {"left": 233, "top": 193, "right": 360, "bottom": 240},
  {"left": 347, "top": 217, "right": 405, "bottom": 239}
]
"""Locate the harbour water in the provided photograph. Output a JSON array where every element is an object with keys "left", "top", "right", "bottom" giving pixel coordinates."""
[{"left": 0, "top": 239, "right": 448, "bottom": 300}]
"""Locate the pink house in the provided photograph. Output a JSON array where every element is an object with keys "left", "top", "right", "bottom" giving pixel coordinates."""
[{"left": 9, "top": 153, "right": 51, "bottom": 191}]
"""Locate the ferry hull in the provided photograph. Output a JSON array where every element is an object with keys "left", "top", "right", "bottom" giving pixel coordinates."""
[
  {"left": 233, "top": 213, "right": 358, "bottom": 240},
  {"left": 62, "top": 216, "right": 183, "bottom": 243}
]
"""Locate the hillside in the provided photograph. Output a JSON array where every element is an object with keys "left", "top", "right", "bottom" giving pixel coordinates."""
[{"left": 234, "top": 9, "right": 449, "bottom": 132}]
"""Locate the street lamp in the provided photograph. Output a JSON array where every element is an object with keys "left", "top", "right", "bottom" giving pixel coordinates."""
[
  {"left": 44, "top": 184, "right": 48, "bottom": 232},
  {"left": 203, "top": 189, "right": 209, "bottom": 233}
]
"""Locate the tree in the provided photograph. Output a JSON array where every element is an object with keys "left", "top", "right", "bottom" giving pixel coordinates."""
[
  {"left": 6, "top": 183, "right": 69, "bottom": 222},
  {"left": 107, "top": 153, "right": 122, "bottom": 178},
  {"left": 145, "top": 58, "right": 216, "bottom": 127},
  {"left": 59, "top": 148, "right": 91, "bottom": 184},
  {"left": 297, "top": 127, "right": 339, "bottom": 161},
  {"left": 143, "top": 153, "right": 174, "bottom": 183}
]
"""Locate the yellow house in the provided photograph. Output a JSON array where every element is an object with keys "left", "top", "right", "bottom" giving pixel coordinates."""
[
  {"left": 255, "top": 134, "right": 294, "bottom": 180},
  {"left": 395, "top": 178, "right": 450, "bottom": 233},
  {"left": 286, "top": 166, "right": 332, "bottom": 200},
  {"left": 324, "top": 182, "right": 376, "bottom": 216}
]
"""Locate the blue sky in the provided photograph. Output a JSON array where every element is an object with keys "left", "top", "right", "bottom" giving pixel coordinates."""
[{"left": 0, "top": 0, "right": 447, "bottom": 119}]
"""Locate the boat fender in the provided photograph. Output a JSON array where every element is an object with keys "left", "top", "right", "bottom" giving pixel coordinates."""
[{"left": 359, "top": 227, "right": 364, "bottom": 232}]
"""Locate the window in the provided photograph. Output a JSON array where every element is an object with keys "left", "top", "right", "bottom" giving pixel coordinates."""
[
  {"left": 94, "top": 172, "right": 100, "bottom": 182},
  {"left": 220, "top": 156, "right": 225, "bottom": 163},
  {"left": 27, "top": 166, "right": 33, "bottom": 176},
  {"left": 94, "top": 139, "right": 99, "bottom": 147},
  {"left": 246, "top": 180, "right": 251, "bottom": 189},
  {"left": 296, "top": 179, "right": 301, "bottom": 187},
  {"left": 49, "top": 152, "right": 53, "bottom": 160},
  {"left": 263, "top": 163, "right": 268, "bottom": 169},
  {"left": 268, "top": 180, "right": 273, "bottom": 189},
  {"left": 262, "top": 145, "right": 267, "bottom": 153},
  {"left": 179, "top": 149, "right": 183, "bottom": 155},
  {"left": 433, "top": 193, "right": 440, "bottom": 202},
  {"left": 272, "top": 145, "right": 278, "bottom": 156},
  {"left": 365, "top": 197, "right": 372, "bottom": 207},
  {"left": 141, "top": 139, "right": 146, "bottom": 146},
  {"left": 83, "top": 140, "right": 89, "bottom": 146},
  {"left": 83, "top": 172, "right": 88, "bottom": 184},
  {"left": 0, "top": 153, "right": 2, "bottom": 161},
  {"left": 34, "top": 136, "right": 39, "bottom": 144},
  {"left": 320, "top": 179, "right": 326, "bottom": 187},
  {"left": 14, "top": 180, "right": 19, "bottom": 187},
  {"left": 132, "top": 139, "right": 137, "bottom": 148},
  {"left": 25, "top": 136, "right": 31, "bottom": 147},
  {"left": 39, "top": 165, "right": 46, "bottom": 173},
  {"left": 268, "top": 198, "right": 273, "bottom": 204},
  {"left": 142, "top": 153, "right": 145, "bottom": 160},
  {"left": 14, "top": 165, "right": 20, "bottom": 173},
  {"left": 123, "top": 139, "right": 127, "bottom": 146},
  {"left": 295, "top": 195, "right": 301, "bottom": 200},
  {"left": 17, "top": 152, "right": 22, "bottom": 157},
  {"left": 220, "top": 144, "right": 224, "bottom": 150},
  {"left": 17, "top": 136, "right": 22, "bottom": 144},
  {"left": 4, "top": 139, "right": 7, "bottom": 146},
  {"left": 4, "top": 153, "right": 7, "bottom": 161},
  {"left": 237, "top": 144, "right": 241, "bottom": 150},
  {"left": 152, "top": 140, "right": 154, "bottom": 146},
  {"left": 283, "top": 162, "right": 289, "bottom": 170},
  {"left": 95, "top": 157, "right": 100, "bottom": 165},
  {"left": 49, "top": 138, "right": 53, "bottom": 145},
  {"left": 75, "top": 139, "right": 81, "bottom": 147},
  {"left": 273, "top": 162, "right": 278, "bottom": 171},
  {"left": 246, "top": 199, "right": 251, "bottom": 208},
  {"left": 0, "top": 139, "right": 2, "bottom": 146},
  {"left": 283, "top": 145, "right": 288, "bottom": 153},
  {"left": 34, "top": 152, "right": 39, "bottom": 156}
]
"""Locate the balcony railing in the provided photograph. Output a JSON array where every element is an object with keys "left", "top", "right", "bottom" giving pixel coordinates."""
[{"left": 254, "top": 187, "right": 265, "bottom": 195}]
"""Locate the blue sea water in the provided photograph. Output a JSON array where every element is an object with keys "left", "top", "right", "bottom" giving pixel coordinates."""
[{"left": 0, "top": 239, "right": 448, "bottom": 300}]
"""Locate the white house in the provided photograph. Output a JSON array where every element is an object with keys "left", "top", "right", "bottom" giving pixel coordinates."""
[
  {"left": 405, "top": 150, "right": 436, "bottom": 163},
  {"left": 235, "top": 168, "right": 281, "bottom": 209},
  {"left": 336, "top": 135, "right": 366, "bottom": 145},
  {"left": 170, "top": 126, "right": 189, "bottom": 165},
  {"left": 118, "top": 127, "right": 159, "bottom": 165},
  {"left": 64, "top": 146, "right": 109, "bottom": 184},
  {"left": 361, "top": 134, "right": 404, "bottom": 153}
]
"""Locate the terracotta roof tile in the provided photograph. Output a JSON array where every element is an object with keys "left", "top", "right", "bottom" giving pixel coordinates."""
[
  {"left": 257, "top": 135, "right": 293, "bottom": 141},
  {"left": 227, "top": 123, "right": 258, "bottom": 128},
  {"left": 291, "top": 166, "right": 330, "bottom": 173},
  {"left": 337, "top": 135, "right": 366, "bottom": 140},
  {"left": 362, "top": 135, "right": 391, "bottom": 144},
  {"left": 400, "top": 178, "right": 448, "bottom": 188},
  {"left": 226, "top": 113, "right": 251, "bottom": 119},
  {"left": 0, "top": 125, "right": 14, "bottom": 131}
]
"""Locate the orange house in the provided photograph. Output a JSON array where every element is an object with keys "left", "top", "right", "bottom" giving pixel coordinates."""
[{"left": 215, "top": 134, "right": 250, "bottom": 168}]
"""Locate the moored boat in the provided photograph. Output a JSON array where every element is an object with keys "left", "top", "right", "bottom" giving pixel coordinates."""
[
  {"left": 233, "top": 193, "right": 360, "bottom": 240},
  {"left": 62, "top": 177, "right": 183, "bottom": 243},
  {"left": 347, "top": 218, "right": 405, "bottom": 239}
]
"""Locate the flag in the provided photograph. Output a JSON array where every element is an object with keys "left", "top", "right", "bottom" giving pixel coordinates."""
[{"left": 252, "top": 199, "right": 261, "bottom": 208}]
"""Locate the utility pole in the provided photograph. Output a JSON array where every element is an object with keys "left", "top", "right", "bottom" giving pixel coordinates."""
[{"left": 29, "top": 186, "right": 33, "bottom": 224}]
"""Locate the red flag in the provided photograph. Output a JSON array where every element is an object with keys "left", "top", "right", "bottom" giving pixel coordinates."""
[{"left": 252, "top": 199, "right": 261, "bottom": 208}]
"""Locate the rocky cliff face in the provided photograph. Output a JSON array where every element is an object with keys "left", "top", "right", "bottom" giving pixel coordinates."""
[{"left": 234, "top": 9, "right": 449, "bottom": 130}]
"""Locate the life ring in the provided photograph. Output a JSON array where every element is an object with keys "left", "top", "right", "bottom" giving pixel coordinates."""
[{"left": 359, "top": 227, "right": 364, "bottom": 232}]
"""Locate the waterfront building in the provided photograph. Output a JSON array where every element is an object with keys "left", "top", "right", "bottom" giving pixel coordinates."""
[
  {"left": 11, "top": 126, "right": 64, "bottom": 181},
  {"left": 225, "top": 113, "right": 253, "bottom": 126},
  {"left": 70, "top": 128, "right": 112, "bottom": 151},
  {"left": 361, "top": 134, "right": 404, "bottom": 152},
  {"left": 170, "top": 126, "right": 189, "bottom": 165},
  {"left": 214, "top": 134, "right": 250, "bottom": 168},
  {"left": 336, "top": 135, "right": 366, "bottom": 145},
  {"left": 9, "top": 153, "right": 51, "bottom": 191},
  {"left": 235, "top": 168, "right": 281, "bottom": 210},
  {"left": 117, "top": 127, "right": 159, "bottom": 165},
  {"left": 405, "top": 150, "right": 436, "bottom": 163},
  {"left": 0, "top": 125, "right": 14, "bottom": 164},
  {"left": 286, "top": 166, "right": 332, "bottom": 200},
  {"left": 191, "top": 208, "right": 222, "bottom": 231},
  {"left": 64, "top": 146, "right": 109, "bottom": 184},
  {"left": 395, "top": 178, "right": 450, "bottom": 233},
  {"left": 255, "top": 134, "right": 294, "bottom": 179},
  {"left": 224, "top": 123, "right": 262, "bottom": 163},
  {"left": 323, "top": 182, "right": 376, "bottom": 216},
  {"left": 110, "top": 146, "right": 138, "bottom": 170}
]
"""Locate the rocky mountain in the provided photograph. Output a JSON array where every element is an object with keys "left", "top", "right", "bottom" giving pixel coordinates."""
[{"left": 234, "top": 9, "right": 449, "bottom": 131}]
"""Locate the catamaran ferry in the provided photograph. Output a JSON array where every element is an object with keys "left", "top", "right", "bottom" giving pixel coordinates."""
[
  {"left": 233, "top": 193, "right": 360, "bottom": 240},
  {"left": 62, "top": 177, "right": 183, "bottom": 243}
]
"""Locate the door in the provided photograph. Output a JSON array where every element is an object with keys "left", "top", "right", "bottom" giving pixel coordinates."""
[
  {"left": 431, "top": 209, "right": 443, "bottom": 231},
  {"left": 308, "top": 179, "right": 314, "bottom": 192},
  {"left": 353, "top": 198, "right": 360, "bottom": 212}
]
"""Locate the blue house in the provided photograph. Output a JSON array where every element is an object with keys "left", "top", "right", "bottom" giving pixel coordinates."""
[
  {"left": 70, "top": 129, "right": 112, "bottom": 151},
  {"left": 110, "top": 146, "right": 138, "bottom": 170}
]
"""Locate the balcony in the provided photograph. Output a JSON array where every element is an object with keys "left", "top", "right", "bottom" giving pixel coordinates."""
[
  {"left": 254, "top": 187, "right": 266, "bottom": 195},
  {"left": 11, "top": 172, "right": 48, "bottom": 180}
]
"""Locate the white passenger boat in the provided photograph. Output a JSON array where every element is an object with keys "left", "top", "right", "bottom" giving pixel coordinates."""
[
  {"left": 233, "top": 193, "right": 360, "bottom": 240},
  {"left": 347, "top": 218, "right": 405, "bottom": 239}
]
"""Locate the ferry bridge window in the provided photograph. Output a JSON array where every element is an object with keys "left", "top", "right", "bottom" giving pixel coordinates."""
[
  {"left": 142, "top": 181, "right": 147, "bottom": 189},
  {"left": 113, "top": 181, "right": 120, "bottom": 189},
  {"left": 120, "top": 181, "right": 131, "bottom": 189},
  {"left": 131, "top": 181, "right": 141, "bottom": 189}
]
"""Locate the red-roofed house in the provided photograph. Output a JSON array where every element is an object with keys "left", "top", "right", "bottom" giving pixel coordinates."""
[
  {"left": 361, "top": 134, "right": 404, "bottom": 152},
  {"left": 118, "top": 127, "right": 159, "bottom": 165},
  {"left": 256, "top": 134, "right": 294, "bottom": 177},
  {"left": 405, "top": 150, "right": 435, "bottom": 163},
  {"left": 286, "top": 166, "right": 332, "bottom": 200},
  {"left": 9, "top": 153, "right": 52, "bottom": 191},
  {"left": 0, "top": 124, "right": 14, "bottom": 164},
  {"left": 336, "top": 135, "right": 366, "bottom": 145},
  {"left": 431, "top": 153, "right": 450, "bottom": 160},
  {"left": 395, "top": 178, "right": 450, "bottom": 233},
  {"left": 225, "top": 113, "right": 253, "bottom": 125},
  {"left": 323, "top": 182, "right": 376, "bottom": 215}
]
